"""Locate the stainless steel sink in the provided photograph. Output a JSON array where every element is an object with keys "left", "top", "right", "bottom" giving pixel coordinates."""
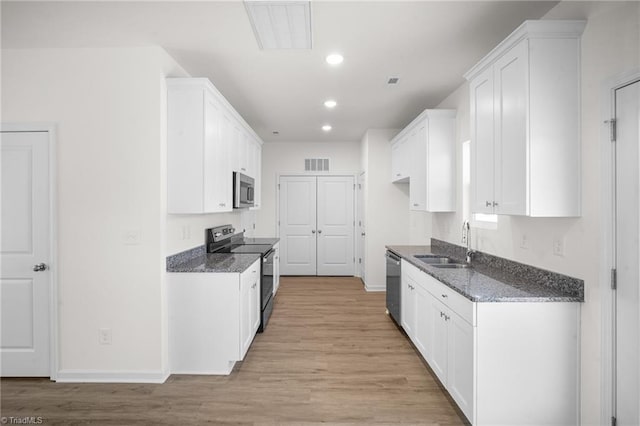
[
  {"left": 430, "top": 263, "right": 470, "bottom": 269},
  {"left": 414, "top": 255, "right": 451, "bottom": 265}
]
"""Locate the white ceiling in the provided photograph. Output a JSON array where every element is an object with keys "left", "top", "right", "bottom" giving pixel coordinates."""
[{"left": 1, "top": 1, "right": 558, "bottom": 142}]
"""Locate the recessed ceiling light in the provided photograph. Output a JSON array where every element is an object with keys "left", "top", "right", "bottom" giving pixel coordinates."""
[
  {"left": 322, "top": 125, "right": 332, "bottom": 132},
  {"left": 326, "top": 54, "right": 344, "bottom": 65},
  {"left": 324, "top": 100, "right": 337, "bottom": 109}
]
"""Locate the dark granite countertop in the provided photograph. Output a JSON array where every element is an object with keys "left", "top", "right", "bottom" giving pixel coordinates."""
[
  {"left": 167, "top": 253, "right": 261, "bottom": 273},
  {"left": 166, "top": 245, "right": 261, "bottom": 273},
  {"left": 386, "top": 244, "right": 583, "bottom": 303}
]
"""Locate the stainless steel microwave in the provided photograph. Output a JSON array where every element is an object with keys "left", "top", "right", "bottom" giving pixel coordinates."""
[{"left": 233, "top": 172, "right": 255, "bottom": 208}]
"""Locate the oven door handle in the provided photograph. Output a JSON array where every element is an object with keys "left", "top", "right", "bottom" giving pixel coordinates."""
[{"left": 264, "top": 249, "right": 275, "bottom": 262}]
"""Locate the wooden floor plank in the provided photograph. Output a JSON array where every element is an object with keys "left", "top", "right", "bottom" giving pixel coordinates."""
[{"left": 1, "top": 276, "right": 468, "bottom": 425}]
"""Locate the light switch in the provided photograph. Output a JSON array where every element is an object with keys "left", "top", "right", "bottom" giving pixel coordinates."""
[{"left": 122, "top": 228, "right": 141, "bottom": 245}]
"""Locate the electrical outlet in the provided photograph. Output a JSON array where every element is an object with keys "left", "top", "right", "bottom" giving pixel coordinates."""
[
  {"left": 553, "top": 237, "right": 565, "bottom": 257},
  {"left": 520, "top": 234, "right": 529, "bottom": 250},
  {"left": 99, "top": 328, "right": 112, "bottom": 345},
  {"left": 181, "top": 225, "right": 191, "bottom": 240}
]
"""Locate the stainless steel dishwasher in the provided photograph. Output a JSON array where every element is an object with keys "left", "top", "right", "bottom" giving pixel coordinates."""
[{"left": 386, "top": 250, "right": 401, "bottom": 325}]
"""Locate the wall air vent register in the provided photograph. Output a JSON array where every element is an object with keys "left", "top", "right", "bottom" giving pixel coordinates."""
[{"left": 304, "top": 158, "right": 330, "bottom": 172}]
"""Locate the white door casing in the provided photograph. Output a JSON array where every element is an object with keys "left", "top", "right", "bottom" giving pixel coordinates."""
[
  {"left": 614, "top": 79, "right": 640, "bottom": 425},
  {"left": 357, "top": 173, "right": 365, "bottom": 280},
  {"left": 279, "top": 176, "right": 317, "bottom": 275},
  {"left": 316, "top": 176, "right": 354, "bottom": 276},
  {"left": 1, "top": 130, "right": 52, "bottom": 377}
]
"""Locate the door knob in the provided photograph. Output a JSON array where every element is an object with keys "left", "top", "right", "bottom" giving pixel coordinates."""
[
  {"left": 317, "top": 230, "right": 322, "bottom": 234},
  {"left": 33, "top": 263, "right": 48, "bottom": 272},
  {"left": 361, "top": 232, "right": 366, "bottom": 236},
  {"left": 485, "top": 201, "right": 491, "bottom": 207},
  {"left": 312, "top": 230, "right": 316, "bottom": 234}
]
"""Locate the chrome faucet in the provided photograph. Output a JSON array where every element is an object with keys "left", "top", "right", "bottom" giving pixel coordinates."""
[{"left": 462, "top": 220, "right": 475, "bottom": 264}]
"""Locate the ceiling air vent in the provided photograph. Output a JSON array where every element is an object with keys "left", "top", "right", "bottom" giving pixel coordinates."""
[
  {"left": 305, "top": 158, "right": 330, "bottom": 172},
  {"left": 387, "top": 77, "right": 400, "bottom": 85},
  {"left": 244, "top": 1, "right": 312, "bottom": 49}
]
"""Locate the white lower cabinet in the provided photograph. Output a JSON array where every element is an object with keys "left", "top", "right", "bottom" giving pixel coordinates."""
[
  {"left": 400, "top": 260, "right": 579, "bottom": 425},
  {"left": 168, "top": 258, "right": 261, "bottom": 375}
]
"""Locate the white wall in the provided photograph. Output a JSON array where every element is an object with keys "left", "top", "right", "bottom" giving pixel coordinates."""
[
  {"left": 256, "top": 141, "right": 361, "bottom": 237},
  {"left": 360, "top": 129, "right": 416, "bottom": 290},
  {"left": 1, "top": 46, "right": 251, "bottom": 379},
  {"left": 431, "top": 3, "right": 640, "bottom": 424},
  {"left": 2, "top": 46, "right": 271, "bottom": 380},
  {"left": 1, "top": 47, "right": 192, "bottom": 379}
]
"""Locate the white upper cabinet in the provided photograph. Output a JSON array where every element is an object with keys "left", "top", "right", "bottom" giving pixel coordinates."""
[
  {"left": 465, "top": 20, "right": 585, "bottom": 217},
  {"left": 167, "top": 79, "right": 231, "bottom": 213},
  {"left": 167, "top": 78, "right": 263, "bottom": 214},
  {"left": 391, "top": 136, "right": 411, "bottom": 183},
  {"left": 391, "top": 109, "right": 456, "bottom": 212},
  {"left": 251, "top": 138, "right": 262, "bottom": 209}
]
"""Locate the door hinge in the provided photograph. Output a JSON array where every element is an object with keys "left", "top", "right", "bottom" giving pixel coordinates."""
[
  {"left": 609, "top": 118, "right": 617, "bottom": 142},
  {"left": 612, "top": 416, "right": 617, "bottom": 426},
  {"left": 278, "top": 183, "right": 280, "bottom": 189},
  {"left": 359, "top": 258, "right": 362, "bottom": 264},
  {"left": 611, "top": 268, "right": 617, "bottom": 290}
]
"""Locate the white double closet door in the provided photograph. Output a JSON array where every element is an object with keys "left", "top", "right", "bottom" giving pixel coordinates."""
[{"left": 279, "top": 175, "right": 355, "bottom": 276}]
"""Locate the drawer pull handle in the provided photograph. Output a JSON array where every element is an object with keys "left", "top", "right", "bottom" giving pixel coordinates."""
[{"left": 441, "top": 294, "right": 448, "bottom": 298}]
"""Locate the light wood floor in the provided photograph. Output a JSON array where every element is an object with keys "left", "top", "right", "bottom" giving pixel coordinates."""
[{"left": 1, "top": 276, "right": 468, "bottom": 425}]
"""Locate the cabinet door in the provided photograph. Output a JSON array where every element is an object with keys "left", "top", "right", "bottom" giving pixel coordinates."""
[
  {"left": 391, "top": 137, "right": 411, "bottom": 182},
  {"left": 239, "top": 273, "right": 252, "bottom": 358},
  {"left": 413, "top": 281, "right": 432, "bottom": 360},
  {"left": 250, "top": 271, "right": 260, "bottom": 335},
  {"left": 401, "top": 269, "right": 416, "bottom": 338},
  {"left": 494, "top": 39, "right": 528, "bottom": 215},
  {"left": 427, "top": 296, "right": 448, "bottom": 384},
  {"left": 250, "top": 138, "right": 262, "bottom": 209},
  {"left": 410, "top": 123, "right": 427, "bottom": 211},
  {"left": 391, "top": 139, "right": 403, "bottom": 182},
  {"left": 245, "top": 134, "right": 256, "bottom": 178},
  {"left": 447, "top": 310, "right": 474, "bottom": 421},
  {"left": 203, "top": 93, "right": 232, "bottom": 212},
  {"left": 231, "top": 124, "right": 246, "bottom": 173},
  {"left": 470, "top": 66, "right": 495, "bottom": 214}
]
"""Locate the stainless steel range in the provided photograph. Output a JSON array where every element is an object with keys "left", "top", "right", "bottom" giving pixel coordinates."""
[{"left": 206, "top": 225, "right": 277, "bottom": 332}]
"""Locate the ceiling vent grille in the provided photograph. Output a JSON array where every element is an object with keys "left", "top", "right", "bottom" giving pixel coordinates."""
[
  {"left": 305, "top": 158, "right": 330, "bottom": 172},
  {"left": 387, "top": 77, "right": 400, "bottom": 85},
  {"left": 244, "top": 1, "right": 313, "bottom": 49}
]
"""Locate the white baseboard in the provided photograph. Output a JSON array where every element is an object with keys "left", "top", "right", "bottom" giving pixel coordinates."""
[
  {"left": 364, "top": 283, "right": 386, "bottom": 292},
  {"left": 56, "top": 369, "right": 169, "bottom": 384}
]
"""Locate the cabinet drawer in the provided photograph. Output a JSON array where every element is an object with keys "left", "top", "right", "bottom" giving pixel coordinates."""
[
  {"left": 423, "top": 273, "right": 475, "bottom": 326},
  {"left": 240, "top": 259, "right": 260, "bottom": 287},
  {"left": 403, "top": 260, "right": 428, "bottom": 285}
]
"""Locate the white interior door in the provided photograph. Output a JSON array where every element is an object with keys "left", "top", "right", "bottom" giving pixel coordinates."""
[
  {"left": 279, "top": 176, "right": 317, "bottom": 275},
  {"left": 357, "top": 173, "right": 366, "bottom": 280},
  {"left": 615, "top": 79, "right": 640, "bottom": 425},
  {"left": 1, "top": 131, "right": 51, "bottom": 376},
  {"left": 317, "top": 176, "right": 355, "bottom": 276}
]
